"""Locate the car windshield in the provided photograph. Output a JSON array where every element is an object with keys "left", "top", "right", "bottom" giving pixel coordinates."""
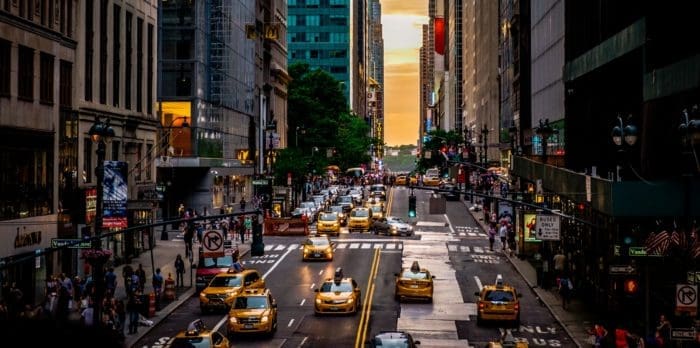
[
  {"left": 308, "top": 238, "right": 330, "bottom": 246},
  {"left": 320, "top": 281, "right": 353, "bottom": 292},
  {"left": 301, "top": 202, "right": 315, "bottom": 208},
  {"left": 209, "top": 275, "right": 241, "bottom": 287},
  {"left": 370, "top": 206, "right": 382, "bottom": 213},
  {"left": 485, "top": 290, "right": 515, "bottom": 302},
  {"left": 330, "top": 206, "right": 343, "bottom": 213},
  {"left": 320, "top": 213, "right": 338, "bottom": 221},
  {"left": 388, "top": 217, "right": 405, "bottom": 224},
  {"left": 201, "top": 256, "right": 233, "bottom": 268},
  {"left": 233, "top": 296, "right": 268, "bottom": 309},
  {"left": 351, "top": 210, "right": 369, "bottom": 217},
  {"left": 168, "top": 337, "right": 212, "bottom": 348},
  {"left": 338, "top": 196, "right": 352, "bottom": 203},
  {"left": 401, "top": 270, "right": 430, "bottom": 279}
]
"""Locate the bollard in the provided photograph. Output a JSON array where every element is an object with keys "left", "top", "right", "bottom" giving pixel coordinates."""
[
  {"left": 148, "top": 292, "right": 156, "bottom": 317},
  {"left": 164, "top": 273, "right": 176, "bottom": 301}
]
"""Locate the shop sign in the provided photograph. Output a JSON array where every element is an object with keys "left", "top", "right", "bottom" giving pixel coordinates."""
[
  {"left": 15, "top": 229, "right": 42, "bottom": 248},
  {"left": 85, "top": 187, "right": 97, "bottom": 225},
  {"left": 253, "top": 179, "right": 269, "bottom": 185},
  {"left": 51, "top": 238, "right": 91, "bottom": 249}
]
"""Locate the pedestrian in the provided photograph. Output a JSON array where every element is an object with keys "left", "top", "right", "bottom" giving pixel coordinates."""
[
  {"left": 126, "top": 293, "right": 140, "bottom": 334},
  {"left": 238, "top": 216, "right": 246, "bottom": 243},
  {"left": 184, "top": 222, "right": 194, "bottom": 259},
  {"left": 105, "top": 267, "right": 117, "bottom": 295},
  {"left": 558, "top": 272, "right": 573, "bottom": 309},
  {"left": 588, "top": 323, "right": 608, "bottom": 347},
  {"left": 122, "top": 265, "right": 134, "bottom": 297},
  {"left": 498, "top": 222, "right": 508, "bottom": 251},
  {"left": 135, "top": 264, "right": 146, "bottom": 292},
  {"left": 614, "top": 327, "right": 634, "bottom": 348},
  {"left": 656, "top": 314, "right": 671, "bottom": 345},
  {"left": 175, "top": 254, "right": 185, "bottom": 288},
  {"left": 487, "top": 223, "right": 497, "bottom": 251},
  {"left": 240, "top": 196, "right": 246, "bottom": 211},
  {"left": 152, "top": 268, "right": 164, "bottom": 309},
  {"left": 553, "top": 249, "right": 567, "bottom": 279}
]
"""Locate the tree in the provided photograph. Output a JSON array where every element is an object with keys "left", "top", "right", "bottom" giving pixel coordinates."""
[{"left": 416, "top": 129, "right": 464, "bottom": 173}]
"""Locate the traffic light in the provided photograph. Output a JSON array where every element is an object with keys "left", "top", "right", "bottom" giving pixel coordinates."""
[
  {"left": 623, "top": 278, "right": 639, "bottom": 295},
  {"left": 408, "top": 195, "right": 417, "bottom": 218}
]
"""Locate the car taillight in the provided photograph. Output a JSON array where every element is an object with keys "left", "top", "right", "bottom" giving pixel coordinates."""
[
  {"left": 478, "top": 302, "right": 485, "bottom": 309},
  {"left": 514, "top": 303, "right": 519, "bottom": 310}
]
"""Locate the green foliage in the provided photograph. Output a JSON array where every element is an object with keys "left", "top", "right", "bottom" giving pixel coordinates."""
[
  {"left": 416, "top": 130, "right": 464, "bottom": 173},
  {"left": 284, "top": 61, "right": 374, "bottom": 174}
]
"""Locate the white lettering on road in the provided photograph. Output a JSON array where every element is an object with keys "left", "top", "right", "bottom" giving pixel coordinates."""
[{"left": 519, "top": 326, "right": 557, "bottom": 334}]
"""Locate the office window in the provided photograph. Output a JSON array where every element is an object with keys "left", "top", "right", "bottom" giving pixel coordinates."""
[
  {"left": 288, "top": 0, "right": 297, "bottom": 6},
  {"left": 146, "top": 144, "right": 152, "bottom": 181},
  {"left": 99, "top": 0, "right": 107, "bottom": 104},
  {"left": 330, "top": 0, "right": 347, "bottom": 7},
  {"left": 125, "top": 11, "right": 132, "bottom": 109},
  {"left": 0, "top": 39, "right": 9, "bottom": 97},
  {"left": 306, "top": 0, "right": 319, "bottom": 7},
  {"left": 306, "top": 15, "right": 319, "bottom": 26},
  {"left": 2, "top": 0, "right": 8, "bottom": 11},
  {"left": 39, "top": 52, "right": 54, "bottom": 104},
  {"left": 59, "top": 60, "right": 72, "bottom": 107},
  {"left": 40, "top": 0, "right": 46, "bottom": 25},
  {"left": 288, "top": 15, "right": 296, "bottom": 26},
  {"left": 111, "top": 140, "right": 120, "bottom": 161},
  {"left": 83, "top": 138, "right": 92, "bottom": 183},
  {"left": 112, "top": 4, "right": 120, "bottom": 106},
  {"left": 136, "top": 17, "right": 143, "bottom": 112},
  {"left": 84, "top": 0, "right": 93, "bottom": 101},
  {"left": 147, "top": 23, "right": 153, "bottom": 115},
  {"left": 17, "top": 45, "right": 34, "bottom": 100}
]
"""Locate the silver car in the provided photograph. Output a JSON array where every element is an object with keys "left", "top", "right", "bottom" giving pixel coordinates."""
[{"left": 371, "top": 216, "right": 414, "bottom": 236}]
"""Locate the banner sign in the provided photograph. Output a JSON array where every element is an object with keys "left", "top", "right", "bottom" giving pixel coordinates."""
[
  {"left": 103, "top": 161, "right": 128, "bottom": 229},
  {"left": 85, "top": 187, "right": 97, "bottom": 225}
]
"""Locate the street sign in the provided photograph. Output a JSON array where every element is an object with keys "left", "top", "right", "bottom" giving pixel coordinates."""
[
  {"left": 609, "top": 264, "right": 637, "bottom": 275},
  {"left": 535, "top": 215, "right": 560, "bottom": 241},
  {"left": 671, "top": 328, "right": 696, "bottom": 341},
  {"left": 51, "top": 238, "right": 92, "bottom": 249},
  {"left": 675, "top": 284, "right": 698, "bottom": 316},
  {"left": 202, "top": 230, "right": 224, "bottom": 257},
  {"left": 253, "top": 179, "right": 269, "bottom": 185}
]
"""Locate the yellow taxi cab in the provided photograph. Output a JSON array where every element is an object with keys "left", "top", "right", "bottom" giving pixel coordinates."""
[
  {"left": 226, "top": 288, "right": 278, "bottom": 337},
  {"left": 409, "top": 174, "right": 419, "bottom": 186},
  {"left": 368, "top": 204, "right": 385, "bottom": 221},
  {"left": 199, "top": 268, "right": 266, "bottom": 313},
  {"left": 348, "top": 207, "right": 372, "bottom": 232},
  {"left": 164, "top": 319, "right": 229, "bottom": 348},
  {"left": 314, "top": 267, "right": 361, "bottom": 315},
  {"left": 394, "top": 261, "right": 435, "bottom": 302},
  {"left": 317, "top": 212, "right": 341, "bottom": 236},
  {"left": 422, "top": 175, "right": 441, "bottom": 187},
  {"left": 302, "top": 235, "right": 335, "bottom": 261},
  {"left": 395, "top": 175, "right": 407, "bottom": 186},
  {"left": 474, "top": 275, "right": 522, "bottom": 326}
]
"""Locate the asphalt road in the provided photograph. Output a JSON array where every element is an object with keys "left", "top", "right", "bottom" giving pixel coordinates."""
[{"left": 134, "top": 184, "right": 577, "bottom": 348}]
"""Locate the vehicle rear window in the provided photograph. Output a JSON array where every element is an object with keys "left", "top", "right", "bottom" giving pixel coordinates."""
[
  {"left": 401, "top": 271, "right": 429, "bottom": 279},
  {"left": 201, "top": 256, "right": 233, "bottom": 268},
  {"left": 485, "top": 290, "right": 515, "bottom": 302}
]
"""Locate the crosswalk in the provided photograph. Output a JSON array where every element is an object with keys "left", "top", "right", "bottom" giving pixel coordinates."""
[
  {"left": 262, "top": 241, "right": 404, "bottom": 251},
  {"left": 453, "top": 225, "right": 487, "bottom": 238},
  {"left": 446, "top": 244, "right": 493, "bottom": 253}
]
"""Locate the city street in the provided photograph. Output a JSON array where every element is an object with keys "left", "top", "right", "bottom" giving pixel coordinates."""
[{"left": 134, "top": 186, "right": 576, "bottom": 348}]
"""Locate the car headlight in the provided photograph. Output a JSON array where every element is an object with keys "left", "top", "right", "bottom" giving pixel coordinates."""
[
  {"left": 315, "top": 298, "right": 322, "bottom": 304},
  {"left": 199, "top": 293, "right": 206, "bottom": 299},
  {"left": 347, "top": 298, "right": 354, "bottom": 304},
  {"left": 261, "top": 315, "right": 269, "bottom": 323},
  {"left": 229, "top": 317, "right": 237, "bottom": 324},
  {"left": 325, "top": 247, "right": 333, "bottom": 254}
]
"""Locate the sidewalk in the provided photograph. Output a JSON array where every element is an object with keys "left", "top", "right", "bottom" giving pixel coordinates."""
[
  {"left": 464, "top": 201, "right": 595, "bottom": 348},
  {"left": 112, "top": 229, "right": 251, "bottom": 348}
]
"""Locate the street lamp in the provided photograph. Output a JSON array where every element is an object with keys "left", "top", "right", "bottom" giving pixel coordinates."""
[
  {"left": 295, "top": 125, "right": 305, "bottom": 148},
  {"left": 88, "top": 117, "right": 114, "bottom": 327},
  {"left": 535, "top": 118, "right": 557, "bottom": 164},
  {"left": 610, "top": 114, "right": 638, "bottom": 181}
]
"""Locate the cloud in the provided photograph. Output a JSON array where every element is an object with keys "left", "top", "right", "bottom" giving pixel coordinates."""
[
  {"left": 383, "top": 15, "right": 428, "bottom": 51},
  {"left": 382, "top": 0, "right": 428, "bottom": 16}
]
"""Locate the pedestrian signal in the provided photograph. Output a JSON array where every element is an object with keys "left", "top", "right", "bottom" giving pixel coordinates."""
[
  {"left": 623, "top": 278, "right": 639, "bottom": 295},
  {"left": 408, "top": 195, "right": 417, "bottom": 218}
]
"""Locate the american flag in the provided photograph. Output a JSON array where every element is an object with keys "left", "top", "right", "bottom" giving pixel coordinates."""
[{"left": 645, "top": 230, "right": 671, "bottom": 255}]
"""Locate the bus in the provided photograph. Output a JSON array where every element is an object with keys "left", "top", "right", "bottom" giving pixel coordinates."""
[{"left": 345, "top": 167, "right": 365, "bottom": 178}]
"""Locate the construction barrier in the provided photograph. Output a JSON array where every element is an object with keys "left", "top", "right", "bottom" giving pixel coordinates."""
[
  {"left": 263, "top": 217, "right": 309, "bottom": 236},
  {"left": 148, "top": 292, "right": 156, "bottom": 317},
  {"left": 164, "top": 274, "right": 176, "bottom": 301}
]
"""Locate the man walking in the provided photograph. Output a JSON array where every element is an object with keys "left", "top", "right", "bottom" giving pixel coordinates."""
[{"left": 498, "top": 222, "right": 508, "bottom": 251}]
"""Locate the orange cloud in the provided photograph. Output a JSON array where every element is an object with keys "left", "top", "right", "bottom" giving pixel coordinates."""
[{"left": 382, "top": 0, "right": 427, "bottom": 16}]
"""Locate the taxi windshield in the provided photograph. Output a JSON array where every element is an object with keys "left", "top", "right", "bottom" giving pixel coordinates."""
[
  {"left": 309, "top": 238, "right": 330, "bottom": 246},
  {"left": 234, "top": 296, "right": 268, "bottom": 309},
  {"left": 351, "top": 210, "right": 369, "bottom": 217},
  {"left": 320, "top": 281, "right": 353, "bottom": 292},
  {"left": 168, "top": 337, "right": 211, "bottom": 348},
  {"left": 320, "top": 213, "right": 338, "bottom": 221},
  {"left": 401, "top": 271, "right": 429, "bottom": 280},
  {"left": 209, "top": 276, "right": 241, "bottom": 287},
  {"left": 485, "top": 290, "right": 515, "bottom": 302}
]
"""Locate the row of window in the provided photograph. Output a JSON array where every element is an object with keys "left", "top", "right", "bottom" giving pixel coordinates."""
[
  {"left": 1, "top": 0, "right": 74, "bottom": 38},
  {"left": 289, "top": 32, "right": 349, "bottom": 44},
  {"left": 289, "top": 48, "right": 347, "bottom": 60},
  {"left": 84, "top": 1, "right": 154, "bottom": 114},
  {"left": 289, "top": 0, "right": 348, "bottom": 8},
  {"left": 288, "top": 14, "right": 348, "bottom": 27},
  {"left": 0, "top": 39, "right": 72, "bottom": 107}
]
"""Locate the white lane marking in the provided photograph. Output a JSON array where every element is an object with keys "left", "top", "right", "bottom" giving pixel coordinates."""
[
  {"left": 386, "top": 243, "right": 396, "bottom": 249},
  {"left": 349, "top": 243, "right": 360, "bottom": 249},
  {"left": 444, "top": 214, "right": 455, "bottom": 235},
  {"left": 264, "top": 244, "right": 273, "bottom": 251},
  {"left": 288, "top": 318, "right": 295, "bottom": 327},
  {"left": 335, "top": 243, "right": 348, "bottom": 249},
  {"left": 416, "top": 221, "right": 447, "bottom": 227},
  {"left": 475, "top": 276, "right": 483, "bottom": 291},
  {"left": 496, "top": 274, "right": 502, "bottom": 284},
  {"left": 310, "top": 283, "right": 315, "bottom": 289},
  {"left": 474, "top": 246, "right": 484, "bottom": 253},
  {"left": 288, "top": 244, "right": 299, "bottom": 250},
  {"left": 299, "top": 337, "right": 308, "bottom": 347},
  {"left": 275, "top": 244, "right": 286, "bottom": 250},
  {"left": 398, "top": 243, "right": 403, "bottom": 249},
  {"left": 213, "top": 246, "right": 293, "bottom": 332},
  {"left": 448, "top": 244, "right": 457, "bottom": 252},
  {"left": 300, "top": 299, "right": 306, "bottom": 306},
  {"left": 468, "top": 232, "right": 477, "bottom": 236},
  {"left": 374, "top": 243, "right": 383, "bottom": 249},
  {"left": 361, "top": 243, "right": 372, "bottom": 249}
]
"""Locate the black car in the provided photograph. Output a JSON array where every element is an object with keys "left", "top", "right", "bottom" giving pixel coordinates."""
[
  {"left": 439, "top": 183, "right": 460, "bottom": 201},
  {"left": 369, "top": 331, "right": 421, "bottom": 347},
  {"left": 327, "top": 205, "right": 348, "bottom": 226}
]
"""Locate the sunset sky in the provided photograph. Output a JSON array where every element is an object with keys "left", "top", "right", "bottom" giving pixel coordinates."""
[{"left": 381, "top": 0, "right": 428, "bottom": 146}]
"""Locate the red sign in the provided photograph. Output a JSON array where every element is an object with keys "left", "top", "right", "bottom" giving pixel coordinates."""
[
  {"left": 287, "top": 172, "right": 292, "bottom": 186},
  {"left": 85, "top": 188, "right": 97, "bottom": 225},
  {"left": 434, "top": 17, "right": 445, "bottom": 55}
]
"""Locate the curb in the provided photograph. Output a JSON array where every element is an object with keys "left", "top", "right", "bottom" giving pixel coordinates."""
[
  {"left": 462, "top": 199, "right": 582, "bottom": 348},
  {"left": 125, "top": 246, "right": 252, "bottom": 348}
]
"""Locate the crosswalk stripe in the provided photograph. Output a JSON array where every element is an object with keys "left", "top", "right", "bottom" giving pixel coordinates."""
[
  {"left": 373, "top": 243, "right": 383, "bottom": 249},
  {"left": 448, "top": 245, "right": 457, "bottom": 251},
  {"left": 474, "top": 246, "right": 484, "bottom": 253},
  {"left": 467, "top": 232, "right": 477, "bottom": 236},
  {"left": 349, "top": 243, "right": 360, "bottom": 249},
  {"left": 460, "top": 246, "right": 470, "bottom": 252},
  {"left": 335, "top": 243, "right": 348, "bottom": 249},
  {"left": 264, "top": 245, "right": 273, "bottom": 251},
  {"left": 386, "top": 243, "right": 396, "bottom": 249},
  {"left": 275, "top": 244, "right": 286, "bottom": 251},
  {"left": 361, "top": 243, "right": 372, "bottom": 249},
  {"left": 287, "top": 244, "right": 299, "bottom": 250}
]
